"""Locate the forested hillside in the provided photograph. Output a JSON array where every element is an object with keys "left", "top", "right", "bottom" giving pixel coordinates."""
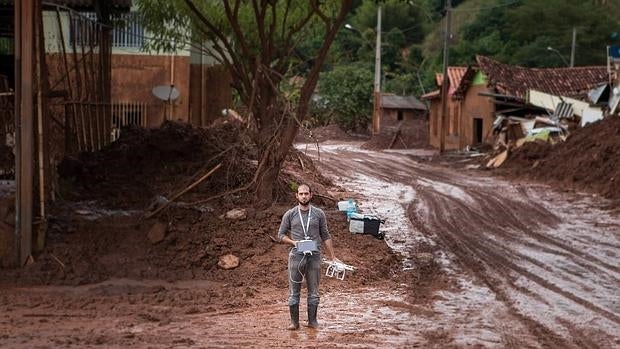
[{"left": 311, "top": 0, "right": 620, "bottom": 130}]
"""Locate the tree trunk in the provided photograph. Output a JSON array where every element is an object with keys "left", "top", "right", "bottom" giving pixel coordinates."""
[
  {"left": 253, "top": 119, "right": 300, "bottom": 205},
  {"left": 255, "top": 158, "right": 280, "bottom": 206}
]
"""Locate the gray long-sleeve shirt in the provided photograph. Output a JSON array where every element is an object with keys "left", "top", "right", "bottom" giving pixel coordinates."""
[{"left": 278, "top": 205, "right": 331, "bottom": 254}]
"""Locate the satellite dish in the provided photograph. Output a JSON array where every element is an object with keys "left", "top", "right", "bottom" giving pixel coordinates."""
[{"left": 152, "top": 85, "right": 180, "bottom": 101}]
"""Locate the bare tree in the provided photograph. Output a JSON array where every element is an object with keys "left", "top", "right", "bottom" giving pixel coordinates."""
[{"left": 138, "top": 0, "right": 353, "bottom": 204}]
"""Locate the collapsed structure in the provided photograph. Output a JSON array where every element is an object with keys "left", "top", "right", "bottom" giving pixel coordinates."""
[{"left": 422, "top": 55, "right": 617, "bottom": 153}]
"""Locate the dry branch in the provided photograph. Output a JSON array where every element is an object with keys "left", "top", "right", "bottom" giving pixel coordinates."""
[{"left": 144, "top": 163, "right": 222, "bottom": 219}]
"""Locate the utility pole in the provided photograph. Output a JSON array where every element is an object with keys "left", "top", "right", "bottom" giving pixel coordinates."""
[
  {"left": 570, "top": 27, "right": 576, "bottom": 67},
  {"left": 15, "top": 0, "right": 35, "bottom": 266},
  {"left": 372, "top": 4, "right": 382, "bottom": 135},
  {"left": 439, "top": 0, "right": 451, "bottom": 153}
]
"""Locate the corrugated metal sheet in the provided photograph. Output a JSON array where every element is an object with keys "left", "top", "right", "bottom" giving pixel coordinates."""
[{"left": 381, "top": 95, "right": 427, "bottom": 110}]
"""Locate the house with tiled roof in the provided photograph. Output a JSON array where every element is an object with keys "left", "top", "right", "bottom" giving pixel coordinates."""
[
  {"left": 422, "top": 56, "right": 609, "bottom": 150},
  {"left": 421, "top": 66, "right": 469, "bottom": 149}
]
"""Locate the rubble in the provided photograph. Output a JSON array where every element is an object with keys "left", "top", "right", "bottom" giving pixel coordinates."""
[
  {"left": 496, "top": 116, "right": 620, "bottom": 202},
  {"left": 0, "top": 121, "right": 398, "bottom": 289}
]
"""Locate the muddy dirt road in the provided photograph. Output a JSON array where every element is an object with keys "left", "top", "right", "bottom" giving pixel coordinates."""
[
  {"left": 1, "top": 141, "right": 619, "bottom": 348},
  {"left": 302, "top": 141, "right": 620, "bottom": 348}
]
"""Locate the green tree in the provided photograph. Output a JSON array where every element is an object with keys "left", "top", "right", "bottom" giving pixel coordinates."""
[
  {"left": 315, "top": 63, "right": 373, "bottom": 131},
  {"left": 449, "top": 0, "right": 620, "bottom": 67},
  {"left": 137, "top": 0, "right": 353, "bottom": 204},
  {"left": 504, "top": 0, "right": 619, "bottom": 66},
  {"left": 352, "top": 0, "right": 430, "bottom": 45}
]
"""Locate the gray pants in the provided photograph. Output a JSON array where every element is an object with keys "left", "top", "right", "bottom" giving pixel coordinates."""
[{"left": 288, "top": 251, "right": 321, "bottom": 306}]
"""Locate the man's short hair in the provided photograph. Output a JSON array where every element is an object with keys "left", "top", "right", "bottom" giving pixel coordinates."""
[{"left": 297, "top": 183, "right": 312, "bottom": 193}]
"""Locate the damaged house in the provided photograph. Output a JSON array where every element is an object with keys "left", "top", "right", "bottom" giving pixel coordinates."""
[{"left": 422, "top": 55, "right": 610, "bottom": 151}]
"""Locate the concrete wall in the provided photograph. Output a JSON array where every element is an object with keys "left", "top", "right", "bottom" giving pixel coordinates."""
[{"left": 111, "top": 54, "right": 190, "bottom": 127}]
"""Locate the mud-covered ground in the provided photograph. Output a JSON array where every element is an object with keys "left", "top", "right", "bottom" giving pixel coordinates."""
[
  {"left": 1, "top": 124, "right": 619, "bottom": 348},
  {"left": 300, "top": 142, "right": 619, "bottom": 348}
]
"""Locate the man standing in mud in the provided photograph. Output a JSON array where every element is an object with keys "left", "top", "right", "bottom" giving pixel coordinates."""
[{"left": 278, "top": 184, "right": 337, "bottom": 330}]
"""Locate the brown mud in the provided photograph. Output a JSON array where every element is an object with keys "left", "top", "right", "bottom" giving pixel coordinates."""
[{"left": 1, "top": 121, "right": 619, "bottom": 348}]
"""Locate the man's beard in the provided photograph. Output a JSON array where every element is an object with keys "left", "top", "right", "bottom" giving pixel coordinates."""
[{"left": 298, "top": 198, "right": 311, "bottom": 206}]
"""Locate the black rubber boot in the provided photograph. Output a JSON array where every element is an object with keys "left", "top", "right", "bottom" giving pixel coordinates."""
[
  {"left": 287, "top": 305, "right": 299, "bottom": 330},
  {"left": 307, "top": 304, "right": 319, "bottom": 328}
]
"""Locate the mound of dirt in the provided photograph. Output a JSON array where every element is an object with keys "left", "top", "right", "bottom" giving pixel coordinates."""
[
  {"left": 1, "top": 120, "right": 399, "bottom": 295},
  {"left": 58, "top": 121, "right": 257, "bottom": 209},
  {"left": 1, "top": 184, "right": 398, "bottom": 292},
  {"left": 501, "top": 116, "right": 620, "bottom": 201}
]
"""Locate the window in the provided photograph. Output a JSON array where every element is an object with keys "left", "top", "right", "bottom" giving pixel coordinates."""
[{"left": 397, "top": 110, "right": 403, "bottom": 121}]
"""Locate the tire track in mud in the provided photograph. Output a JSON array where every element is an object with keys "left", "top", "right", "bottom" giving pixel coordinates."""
[
  {"left": 405, "top": 168, "right": 620, "bottom": 347},
  {"left": 356, "top": 152, "right": 618, "bottom": 278},
  {"left": 416, "top": 187, "right": 620, "bottom": 320},
  {"left": 307, "top": 143, "right": 620, "bottom": 348}
]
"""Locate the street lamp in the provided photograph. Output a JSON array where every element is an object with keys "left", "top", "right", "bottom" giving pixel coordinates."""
[{"left": 547, "top": 46, "right": 570, "bottom": 67}]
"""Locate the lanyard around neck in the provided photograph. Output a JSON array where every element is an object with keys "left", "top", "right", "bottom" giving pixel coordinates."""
[{"left": 297, "top": 205, "right": 312, "bottom": 239}]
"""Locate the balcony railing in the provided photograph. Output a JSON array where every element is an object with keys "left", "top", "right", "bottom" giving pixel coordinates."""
[{"left": 70, "top": 12, "right": 144, "bottom": 49}]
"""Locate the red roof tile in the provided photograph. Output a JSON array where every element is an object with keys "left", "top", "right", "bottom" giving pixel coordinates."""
[
  {"left": 435, "top": 67, "right": 467, "bottom": 96},
  {"left": 476, "top": 55, "right": 609, "bottom": 99}
]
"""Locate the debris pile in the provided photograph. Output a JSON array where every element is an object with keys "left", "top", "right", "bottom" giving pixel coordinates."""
[
  {"left": 499, "top": 116, "right": 620, "bottom": 201},
  {"left": 1, "top": 120, "right": 400, "bottom": 289},
  {"left": 485, "top": 115, "right": 568, "bottom": 168},
  {"left": 58, "top": 121, "right": 256, "bottom": 208}
]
